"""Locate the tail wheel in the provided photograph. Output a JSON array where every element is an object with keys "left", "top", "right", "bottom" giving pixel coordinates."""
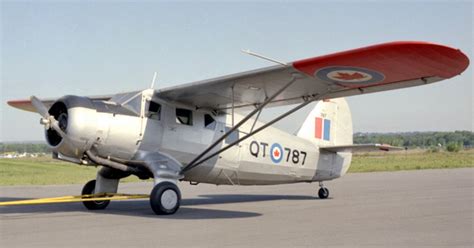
[
  {"left": 150, "top": 182, "right": 181, "bottom": 215},
  {"left": 81, "top": 180, "right": 110, "bottom": 210},
  {"left": 318, "top": 187, "right": 329, "bottom": 199}
]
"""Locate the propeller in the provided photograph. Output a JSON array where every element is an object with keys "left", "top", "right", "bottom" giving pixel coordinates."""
[
  {"left": 30, "top": 96, "right": 70, "bottom": 144},
  {"left": 30, "top": 96, "right": 50, "bottom": 119}
]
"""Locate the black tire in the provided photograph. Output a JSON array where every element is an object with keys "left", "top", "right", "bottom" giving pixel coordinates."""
[
  {"left": 318, "top": 187, "right": 329, "bottom": 199},
  {"left": 150, "top": 182, "right": 181, "bottom": 215},
  {"left": 81, "top": 180, "right": 110, "bottom": 210}
]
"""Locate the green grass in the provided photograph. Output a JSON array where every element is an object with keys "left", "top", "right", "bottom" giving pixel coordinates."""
[
  {"left": 0, "top": 157, "right": 143, "bottom": 186},
  {"left": 350, "top": 149, "right": 473, "bottom": 173},
  {"left": 0, "top": 150, "right": 472, "bottom": 185}
]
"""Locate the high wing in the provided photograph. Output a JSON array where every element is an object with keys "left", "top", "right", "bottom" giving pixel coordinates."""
[
  {"left": 8, "top": 95, "right": 114, "bottom": 113},
  {"left": 8, "top": 41, "right": 469, "bottom": 114},
  {"left": 319, "top": 144, "right": 404, "bottom": 153},
  {"left": 156, "top": 41, "right": 469, "bottom": 111}
]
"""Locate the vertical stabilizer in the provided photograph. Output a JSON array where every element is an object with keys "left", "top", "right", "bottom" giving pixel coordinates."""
[{"left": 297, "top": 98, "right": 353, "bottom": 146}]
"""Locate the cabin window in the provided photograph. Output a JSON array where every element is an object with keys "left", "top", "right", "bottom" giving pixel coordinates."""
[
  {"left": 147, "top": 101, "right": 161, "bottom": 120},
  {"left": 204, "top": 114, "right": 216, "bottom": 130},
  {"left": 176, "top": 108, "right": 193, "bottom": 125},
  {"left": 224, "top": 126, "right": 239, "bottom": 144}
]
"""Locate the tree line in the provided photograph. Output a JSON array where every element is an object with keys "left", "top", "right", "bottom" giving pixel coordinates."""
[
  {"left": 1, "top": 131, "right": 473, "bottom": 154},
  {"left": 354, "top": 131, "right": 473, "bottom": 150},
  {"left": 1, "top": 143, "right": 51, "bottom": 154}
]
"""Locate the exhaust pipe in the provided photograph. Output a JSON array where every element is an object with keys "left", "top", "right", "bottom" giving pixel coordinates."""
[{"left": 86, "top": 151, "right": 138, "bottom": 174}]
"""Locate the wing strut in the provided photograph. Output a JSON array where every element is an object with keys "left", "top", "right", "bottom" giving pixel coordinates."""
[
  {"left": 181, "top": 95, "right": 317, "bottom": 173},
  {"left": 250, "top": 106, "right": 263, "bottom": 132},
  {"left": 181, "top": 72, "right": 301, "bottom": 172}
]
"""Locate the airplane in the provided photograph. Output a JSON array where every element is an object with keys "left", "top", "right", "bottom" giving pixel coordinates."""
[{"left": 7, "top": 41, "right": 469, "bottom": 215}]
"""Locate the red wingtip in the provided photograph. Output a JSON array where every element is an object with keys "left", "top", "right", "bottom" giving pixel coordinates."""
[
  {"left": 7, "top": 99, "right": 31, "bottom": 106},
  {"left": 292, "top": 41, "right": 470, "bottom": 88},
  {"left": 7, "top": 99, "right": 36, "bottom": 112}
]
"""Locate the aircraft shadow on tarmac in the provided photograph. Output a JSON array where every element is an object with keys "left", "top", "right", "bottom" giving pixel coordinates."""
[{"left": 0, "top": 194, "right": 318, "bottom": 219}]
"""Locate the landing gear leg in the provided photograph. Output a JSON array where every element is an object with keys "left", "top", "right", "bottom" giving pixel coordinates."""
[
  {"left": 150, "top": 181, "right": 181, "bottom": 215},
  {"left": 132, "top": 151, "right": 184, "bottom": 215},
  {"left": 318, "top": 181, "right": 329, "bottom": 199},
  {"left": 81, "top": 167, "right": 124, "bottom": 210}
]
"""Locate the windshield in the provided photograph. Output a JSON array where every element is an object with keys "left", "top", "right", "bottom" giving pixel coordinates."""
[{"left": 109, "top": 91, "right": 142, "bottom": 116}]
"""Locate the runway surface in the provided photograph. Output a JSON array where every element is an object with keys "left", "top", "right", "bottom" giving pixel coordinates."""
[{"left": 1, "top": 168, "right": 473, "bottom": 247}]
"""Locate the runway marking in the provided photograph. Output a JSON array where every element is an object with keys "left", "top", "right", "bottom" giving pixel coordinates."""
[{"left": 0, "top": 193, "right": 149, "bottom": 206}]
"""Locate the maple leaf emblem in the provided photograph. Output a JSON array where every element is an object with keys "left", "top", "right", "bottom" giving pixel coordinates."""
[
  {"left": 333, "top": 72, "right": 367, "bottom": 80},
  {"left": 273, "top": 149, "right": 280, "bottom": 157}
]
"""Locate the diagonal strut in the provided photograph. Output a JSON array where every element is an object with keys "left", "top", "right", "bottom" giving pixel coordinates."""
[
  {"left": 181, "top": 73, "right": 300, "bottom": 172},
  {"left": 181, "top": 97, "right": 316, "bottom": 173}
]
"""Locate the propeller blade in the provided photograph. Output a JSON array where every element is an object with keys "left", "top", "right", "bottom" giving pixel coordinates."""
[
  {"left": 50, "top": 119, "right": 75, "bottom": 147},
  {"left": 30, "top": 96, "right": 74, "bottom": 147},
  {"left": 50, "top": 120, "right": 67, "bottom": 138},
  {"left": 30, "top": 96, "right": 50, "bottom": 118}
]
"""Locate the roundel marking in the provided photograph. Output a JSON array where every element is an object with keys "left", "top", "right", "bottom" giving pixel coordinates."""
[
  {"left": 270, "top": 143, "right": 283, "bottom": 164},
  {"left": 315, "top": 66, "right": 385, "bottom": 85}
]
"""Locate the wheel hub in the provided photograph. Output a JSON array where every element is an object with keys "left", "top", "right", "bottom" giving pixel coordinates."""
[{"left": 161, "top": 189, "right": 178, "bottom": 210}]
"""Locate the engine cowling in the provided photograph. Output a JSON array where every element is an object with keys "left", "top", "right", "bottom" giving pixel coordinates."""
[{"left": 46, "top": 95, "right": 98, "bottom": 158}]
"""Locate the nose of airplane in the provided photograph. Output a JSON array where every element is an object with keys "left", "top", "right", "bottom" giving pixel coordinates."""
[{"left": 41, "top": 95, "right": 98, "bottom": 158}]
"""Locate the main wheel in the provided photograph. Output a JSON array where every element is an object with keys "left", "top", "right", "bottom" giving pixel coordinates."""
[
  {"left": 81, "top": 180, "right": 110, "bottom": 210},
  {"left": 318, "top": 187, "right": 329, "bottom": 199},
  {"left": 150, "top": 182, "right": 181, "bottom": 215}
]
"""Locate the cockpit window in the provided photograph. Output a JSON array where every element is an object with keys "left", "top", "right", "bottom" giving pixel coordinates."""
[
  {"left": 123, "top": 95, "right": 141, "bottom": 115},
  {"left": 147, "top": 101, "right": 161, "bottom": 120},
  {"left": 109, "top": 91, "right": 142, "bottom": 116},
  {"left": 110, "top": 91, "right": 141, "bottom": 103},
  {"left": 176, "top": 108, "right": 193, "bottom": 125},
  {"left": 204, "top": 114, "right": 216, "bottom": 130}
]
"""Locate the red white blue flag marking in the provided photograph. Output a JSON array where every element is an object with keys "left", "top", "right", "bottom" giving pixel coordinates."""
[{"left": 315, "top": 117, "right": 331, "bottom": 141}]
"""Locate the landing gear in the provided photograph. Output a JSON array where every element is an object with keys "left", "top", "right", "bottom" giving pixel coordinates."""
[
  {"left": 150, "top": 181, "right": 181, "bottom": 215},
  {"left": 81, "top": 180, "right": 110, "bottom": 210},
  {"left": 318, "top": 182, "right": 329, "bottom": 199}
]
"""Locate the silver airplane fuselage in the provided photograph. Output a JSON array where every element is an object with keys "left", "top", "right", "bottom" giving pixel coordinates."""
[{"left": 49, "top": 89, "right": 351, "bottom": 186}]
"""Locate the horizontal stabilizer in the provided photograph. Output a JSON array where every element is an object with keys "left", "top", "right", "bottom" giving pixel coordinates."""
[{"left": 320, "top": 144, "right": 404, "bottom": 153}]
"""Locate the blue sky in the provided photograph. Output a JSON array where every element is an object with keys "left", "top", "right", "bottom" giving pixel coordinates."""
[{"left": 1, "top": 1, "right": 472, "bottom": 142}]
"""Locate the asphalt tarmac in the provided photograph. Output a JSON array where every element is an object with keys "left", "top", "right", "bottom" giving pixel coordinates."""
[{"left": 1, "top": 168, "right": 473, "bottom": 247}]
